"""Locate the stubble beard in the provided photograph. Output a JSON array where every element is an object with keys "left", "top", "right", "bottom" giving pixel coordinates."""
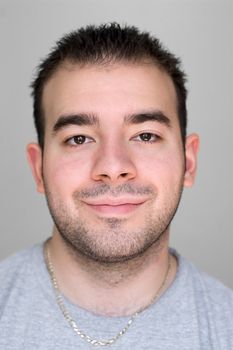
[{"left": 44, "top": 182, "right": 184, "bottom": 266}]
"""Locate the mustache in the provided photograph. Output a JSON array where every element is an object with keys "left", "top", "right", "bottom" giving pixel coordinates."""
[{"left": 73, "top": 183, "right": 155, "bottom": 199}]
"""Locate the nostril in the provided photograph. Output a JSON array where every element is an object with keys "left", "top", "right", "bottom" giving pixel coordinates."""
[
  {"left": 100, "top": 174, "right": 108, "bottom": 178},
  {"left": 121, "top": 173, "right": 128, "bottom": 178}
]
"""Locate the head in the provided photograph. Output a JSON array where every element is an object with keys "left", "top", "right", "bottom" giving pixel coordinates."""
[
  {"left": 28, "top": 23, "right": 199, "bottom": 264},
  {"left": 31, "top": 23, "right": 187, "bottom": 149}
]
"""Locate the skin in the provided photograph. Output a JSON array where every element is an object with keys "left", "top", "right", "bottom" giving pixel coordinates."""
[{"left": 27, "top": 62, "right": 199, "bottom": 316}]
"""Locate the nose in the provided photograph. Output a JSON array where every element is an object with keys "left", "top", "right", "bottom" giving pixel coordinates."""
[{"left": 91, "top": 140, "right": 137, "bottom": 184}]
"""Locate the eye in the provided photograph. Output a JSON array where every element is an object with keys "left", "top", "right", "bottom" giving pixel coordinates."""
[
  {"left": 66, "top": 135, "right": 93, "bottom": 146},
  {"left": 134, "top": 132, "right": 160, "bottom": 143}
]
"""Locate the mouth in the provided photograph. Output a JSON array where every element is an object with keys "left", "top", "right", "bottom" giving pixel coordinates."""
[{"left": 82, "top": 198, "right": 147, "bottom": 216}]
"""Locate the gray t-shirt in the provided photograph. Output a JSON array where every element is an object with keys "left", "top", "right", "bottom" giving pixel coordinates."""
[{"left": 0, "top": 244, "right": 232, "bottom": 350}]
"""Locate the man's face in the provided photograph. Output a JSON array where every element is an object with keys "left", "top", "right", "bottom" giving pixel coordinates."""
[{"left": 28, "top": 62, "right": 198, "bottom": 263}]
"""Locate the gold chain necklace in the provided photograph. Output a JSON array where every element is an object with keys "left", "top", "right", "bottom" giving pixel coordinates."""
[{"left": 44, "top": 240, "right": 171, "bottom": 346}]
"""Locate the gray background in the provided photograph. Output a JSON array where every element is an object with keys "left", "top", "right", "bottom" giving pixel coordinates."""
[{"left": 0, "top": 0, "right": 232, "bottom": 288}]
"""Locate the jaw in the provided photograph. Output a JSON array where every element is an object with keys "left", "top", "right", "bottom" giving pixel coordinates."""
[{"left": 50, "top": 226, "right": 170, "bottom": 286}]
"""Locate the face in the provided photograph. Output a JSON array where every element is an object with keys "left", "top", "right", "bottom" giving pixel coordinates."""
[{"left": 28, "top": 62, "right": 199, "bottom": 263}]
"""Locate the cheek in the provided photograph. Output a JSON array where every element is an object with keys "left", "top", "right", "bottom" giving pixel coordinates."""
[
  {"left": 138, "top": 152, "right": 184, "bottom": 211},
  {"left": 135, "top": 147, "right": 184, "bottom": 184},
  {"left": 43, "top": 153, "right": 91, "bottom": 193}
]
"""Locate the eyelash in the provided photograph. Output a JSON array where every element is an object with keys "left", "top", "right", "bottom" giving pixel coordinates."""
[
  {"left": 64, "top": 132, "right": 161, "bottom": 147},
  {"left": 132, "top": 132, "right": 160, "bottom": 143},
  {"left": 65, "top": 135, "right": 94, "bottom": 146}
]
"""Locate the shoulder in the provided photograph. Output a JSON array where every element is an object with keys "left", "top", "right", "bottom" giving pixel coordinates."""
[
  {"left": 0, "top": 245, "right": 44, "bottom": 307},
  {"left": 173, "top": 249, "right": 233, "bottom": 300},
  {"left": 190, "top": 261, "right": 233, "bottom": 313},
  {"left": 184, "top": 256, "right": 233, "bottom": 302},
  {"left": 0, "top": 245, "right": 39, "bottom": 278},
  {"left": 175, "top": 251, "right": 233, "bottom": 345}
]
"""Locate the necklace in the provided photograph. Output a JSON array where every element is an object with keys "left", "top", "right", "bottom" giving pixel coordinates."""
[{"left": 44, "top": 239, "right": 171, "bottom": 346}]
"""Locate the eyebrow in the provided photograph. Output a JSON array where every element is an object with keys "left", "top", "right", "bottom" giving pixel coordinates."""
[
  {"left": 52, "top": 113, "right": 99, "bottom": 134},
  {"left": 52, "top": 110, "right": 171, "bottom": 135},
  {"left": 124, "top": 111, "right": 171, "bottom": 127}
]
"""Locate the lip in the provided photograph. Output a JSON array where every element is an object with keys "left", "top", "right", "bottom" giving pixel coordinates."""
[
  {"left": 83, "top": 197, "right": 147, "bottom": 206},
  {"left": 82, "top": 198, "right": 147, "bottom": 216}
]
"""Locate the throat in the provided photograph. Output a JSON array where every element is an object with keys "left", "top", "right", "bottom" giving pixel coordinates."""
[{"left": 45, "top": 234, "right": 176, "bottom": 317}]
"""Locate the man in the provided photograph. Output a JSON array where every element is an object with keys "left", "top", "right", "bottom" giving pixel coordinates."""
[{"left": 0, "top": 23, "right": 232, "bottom": 349}]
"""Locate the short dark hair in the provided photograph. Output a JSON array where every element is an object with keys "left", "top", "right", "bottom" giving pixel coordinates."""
[{"left": 31, "top": 23, "right": 187, "bottom": 148}]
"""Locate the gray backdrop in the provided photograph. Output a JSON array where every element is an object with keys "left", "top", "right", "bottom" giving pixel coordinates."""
[{"left": 0, "top": 0, "right": 232, "bottom": 289}]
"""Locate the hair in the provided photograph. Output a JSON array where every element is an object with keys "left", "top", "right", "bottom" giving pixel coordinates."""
[{"left": 31, "top": 23, "right": 187, "bottom": 148}]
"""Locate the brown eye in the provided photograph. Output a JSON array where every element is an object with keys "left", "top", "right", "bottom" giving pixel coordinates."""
[
  {"left": 66, "top": 135, "right": 93, "bottom": 146},
  {"left": 73, "top": 135, "right": 86, "bottom": 144},
  {"left": 139, "top": 133, "right": 153, "bottom": 141},
  {"left": 132, "top": 132, "right": 160, "bottom": 143}
]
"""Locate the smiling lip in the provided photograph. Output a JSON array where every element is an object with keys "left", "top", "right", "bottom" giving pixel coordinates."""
[{"left": 82, "top": 199, "right": 147, "bottom": 215}]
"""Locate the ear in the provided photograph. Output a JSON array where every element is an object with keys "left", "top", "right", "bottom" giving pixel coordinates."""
[
  {"left": 26, "top": 143, "right": 45, "bottom": 193},
  {"left": 183, "top": 133, "right": 200, "bottom": 187}
]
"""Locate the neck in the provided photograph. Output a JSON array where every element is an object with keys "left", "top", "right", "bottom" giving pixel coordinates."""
[{"left": 46, "top": 230, "right": 177, "bottom": 317}]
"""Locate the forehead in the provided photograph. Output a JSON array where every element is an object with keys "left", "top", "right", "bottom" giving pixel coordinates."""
[{"left": 42, "top": 62, "right": 179, "bottom": 128}]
